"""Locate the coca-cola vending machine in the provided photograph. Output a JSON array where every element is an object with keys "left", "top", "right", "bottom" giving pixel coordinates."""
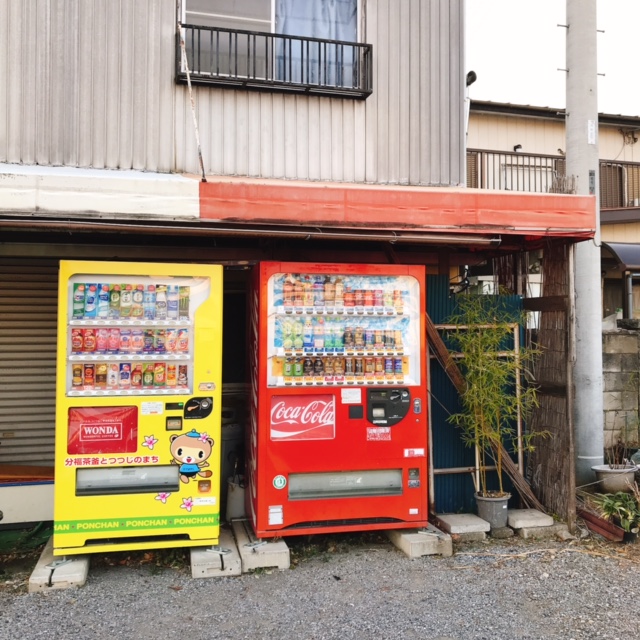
[{"left": 247, "top": 262, "right": 428, "bottom": 537}]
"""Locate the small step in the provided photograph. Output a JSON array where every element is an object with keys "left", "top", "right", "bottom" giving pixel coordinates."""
[
  {"left": 435, "top": 513, "right": 491, "bottom": 535},
  {"left": 190, "top": 527, "right": 242, "bottom": 578},
  {"left": 231, "top": 519, "right": 290, "bottom": 573},
  {"left": 507, "top": 508, "right": 554, "bottom": 529},
  {"left": 29, "top": 538, "right": 90, "bottom": 592},
  {"left": 387, "top": 524, "right": 453, "bottom": 558}
]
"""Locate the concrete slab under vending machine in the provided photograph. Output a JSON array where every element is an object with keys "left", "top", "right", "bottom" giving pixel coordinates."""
[
  {"left": 386, "top": 524, "right": 453, "bottom": 558},
  {"left": 29, "top": 538, "right": 90, "bottom": 592},
  {"left": 231, "top": 519, "right": 290, "bottom": 573},
  {"left": 190, "top": 526, "right": 242, "bottom": 578}
]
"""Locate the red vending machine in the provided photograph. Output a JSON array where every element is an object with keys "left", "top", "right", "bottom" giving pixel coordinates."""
[{"left": 247, "top": 262, "right": 428, "bottom": 538}]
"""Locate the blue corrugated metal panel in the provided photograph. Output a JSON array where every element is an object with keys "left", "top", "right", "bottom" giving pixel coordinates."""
[{"left": 427, "top": 275, "right": 522, "bottom": 513}]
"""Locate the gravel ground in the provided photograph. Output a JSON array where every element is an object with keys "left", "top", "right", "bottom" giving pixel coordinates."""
[{"left": 2, "top": 530, "right": 640, "bottom": 640}]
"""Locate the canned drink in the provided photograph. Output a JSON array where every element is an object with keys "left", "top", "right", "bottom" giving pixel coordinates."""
[
  {"left": 154, "top": 362, "right": 166, "bottom": 387},
  {"left": 178, "top": 364, "right": 188, "bottom": 387},
  {"left": 365, "top": 357, "right": 375, "bottom": 374},
  {"left": 383, "top": 290, "right": 394, "bottom": 307},
  {"left": 354, "top": 357, "right": 364, "bottom": 374},
  {"left": 363, "top": 290, "right": 373, "bottom": 307},
  {"left": 130, "top": 329, "right": 144, "bottom": 354},
  {"left": 313, "top": 357, "right": 324, "bottom": 375},
  {"left": 373, "top": 357, "right": 383, "bottom": 373},
  {"left": 107, "top": 363, "right": 119, "bottom": 389},
  {"left": 119, "top": 328, "right": 131, "bottom": 353},
  {"left": 82, "top": 328, "right": 96, "bottom": 353},
  {"left": 384, "top": 357, "right": 394, "bottom": 374},
  {"left": 83, "top": 363, "right": 95, "bottom": 388},
  {"left": 354, "top": 326, "right": 364, "bottom": 348},
  {"left": 119, "top": 362, "right": 131, "bottom": 388},
  {"left": 154, "top": 329, "right": 166, "bottom": 353},
  {"left": 72, "top": 364, "right": 83, "bottom": 388},
  {"left": 166, "top": 364, "right": 177, "bottom": 387},
  {"left": 283, "top": 358, "right": 293, "bottom": 377},
  {"left": 333, "top": 356, "right": 344, "bottom": 375},
  {"left": 324, "top": 356, "right": 334, "bottom": 375},
  {"left": 108, "top": 327, "right": 121, "bottom": 354},
  {"left": 95, "top": 328, "right": 109, "bottom": 354},
  {"left": 293, "top": 358, "right": 304, "bottom": 377},
  {"left": 394, "top": 330, "right": 403, "bottom": 350},
  {"left": 343, "top": 327, "right": 354, "bottom": 349},
  {"left": 177, "top": 328, "right": 189, "bottom": 353},
  {"left": 143, "top": 363, "right": 155, "bottom": 388},
  {"left": 71, "top": 328, "right": 83, "bottom": 354},
  {"left": 354, "top": 289, "right": 364, "bottom": 306},
  {"left": 344, "top": 356, "right": 354, "bottom": 375},
  {"left": 165, "top": 328, "right": 178, "bottom": 353},
  {"left": 131, "top": 363, "right": 143, "bottom": 388},
  {"left": 384, "top": 330, "right": 395, "bottom": 349},
  {"left": 143, "top": 329, "right": 155, "bottom": 353},
  {"left": 303, "top": 357, "right": 314, "bottom": 376},
  {"left": 95, "top": 362, "right": 107, "bottom": 388},
  {"left": 365, "top": 329, "right": 375, "bottom": 348},
  {"left": 374, "top": 290, "right": 384, "bottom": 307},
  {"left": 394, "top": 357, "right": 404, "bottom": 374}
]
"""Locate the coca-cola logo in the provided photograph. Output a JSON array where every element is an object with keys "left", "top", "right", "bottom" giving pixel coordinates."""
[{"left": 270, "top": 395, "right": 335, "bottom": 441}]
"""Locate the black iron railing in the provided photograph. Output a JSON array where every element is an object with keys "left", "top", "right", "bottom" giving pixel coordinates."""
[
  {"left": 467, "top": 149, "right": 640, "bottom": 210},
  {"left": 177, "top": 24, "right": 373, "bottom": 99}
]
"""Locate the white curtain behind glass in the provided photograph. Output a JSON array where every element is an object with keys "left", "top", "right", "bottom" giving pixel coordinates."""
[{"left": 275, "top": 0, "right": 358, "bottom": 87}]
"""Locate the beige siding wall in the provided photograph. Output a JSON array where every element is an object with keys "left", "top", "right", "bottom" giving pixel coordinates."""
[
  {"left": 601, "top": 223, "right": 640, "bottom": 243},
  {"left": 468, "top": 112, "right": 640, "bottom": 163},
  {"left": 1, "top": 0, "right": 465, "bottom": 186}
]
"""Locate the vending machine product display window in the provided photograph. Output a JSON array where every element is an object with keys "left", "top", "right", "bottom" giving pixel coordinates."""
[
  {"left": 247, "top": 262, "right": 428, "bottom": 538},
  {"left": 54, "top": 261, "right": 223, "bottom": 556}
]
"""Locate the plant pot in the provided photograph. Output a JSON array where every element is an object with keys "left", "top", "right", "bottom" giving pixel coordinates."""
[
  {"left": 475, "top": 492, "right": 511, "bottom": 529},
  {"left": 591, "top": 464, "right": 637, "bottom": 493}
]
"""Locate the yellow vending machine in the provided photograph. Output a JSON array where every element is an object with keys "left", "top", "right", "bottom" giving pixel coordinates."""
[{"left": 54, "top": 261, "right": 223, "bottom": 556}]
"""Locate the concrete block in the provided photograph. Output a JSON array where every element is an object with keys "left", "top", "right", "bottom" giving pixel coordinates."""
[
  {"left": 603, "top": 333, "right": 638, "bottom": 355},
  {"left": 508, "top": 509, "right": 554, "bottom": 529},
  {"left": 29, "top": 538, "right": 90, "bottom": 592},
  {"left": 190, "top": 527, "right": 242, "bottom": 578},
  {"left": 489, "top": 526, "right": 515, "bottom": 539},
  {"left": 386, "top": 524, "right": 453, "bottom": 558},
  {"left": 435, "top": 513, "right": 490, "bottom": 534},
  {"left": 450, "top": 531, "right": 487, "bottom": 543},
  {"left": 602, "top": 353, "right": 623, "bottom": 374},
  {"left": 231, "top": 519, "right": 290, "bottom": 572},
  {"left": 517, "top": 523, "right": 569, "bottom": 540}
]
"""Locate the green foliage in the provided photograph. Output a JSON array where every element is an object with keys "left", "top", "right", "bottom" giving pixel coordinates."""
[
  {"left": 446, "top": 293, "right": 542, "bottom": 497},
  {"left": 591, "top": 491, "right": 640, "bottom": 532}
]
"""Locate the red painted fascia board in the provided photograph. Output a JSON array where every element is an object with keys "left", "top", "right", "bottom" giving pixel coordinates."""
[{"left": 200, "top": 180, "right": 596, "bottom": 239}]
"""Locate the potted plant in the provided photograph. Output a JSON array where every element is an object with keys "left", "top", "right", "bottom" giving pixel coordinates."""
[
  {"left": 446, "top": 293, "right": 543, "bottom": 529},
  {"left": 592, "top": 406, "right": 639, "bottom": 493},
  {"left": 590, "top": 489, "right": 640, "bottom": 541}
]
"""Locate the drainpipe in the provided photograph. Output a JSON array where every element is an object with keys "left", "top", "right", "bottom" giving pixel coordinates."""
[
  {"left": 626, "top": 272, "right": 633, "bottom": 319},
  {"left": 566, "top": 0, "right": 604, "bottom": 485}
]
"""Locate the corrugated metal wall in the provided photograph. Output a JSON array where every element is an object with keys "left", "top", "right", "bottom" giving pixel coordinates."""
[
  {"left": 0, "top": 259, "right": 58, "bottom": 467},
  {"left": 0, "top": 0, "right": 176, "bottom": 172},
  {"left": 1, "top": 0, "right": 465, "bottom": 186}
]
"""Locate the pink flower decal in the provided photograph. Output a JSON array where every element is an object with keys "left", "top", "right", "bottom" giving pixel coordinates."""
[
  {"left": 180, "top": 497, "right": 194, "bottom": 512},
  {"left": 198, "top": 432, "right": 209, "bottom": 443},
  {"left": 155, "top": 492, "right": 171, "bottom": 504},
  {"left": 142, "top": 435, "right": 158, "bottom": 450}
]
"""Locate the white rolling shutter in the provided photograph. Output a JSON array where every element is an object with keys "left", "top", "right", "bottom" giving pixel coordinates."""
[{"left": 0, "top": 259, "right": 58, "bottom": 466}]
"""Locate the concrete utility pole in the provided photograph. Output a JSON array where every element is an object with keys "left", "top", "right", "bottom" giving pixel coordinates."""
[{"left": 566, "top": 0, "right": 604, "bottom": 485}]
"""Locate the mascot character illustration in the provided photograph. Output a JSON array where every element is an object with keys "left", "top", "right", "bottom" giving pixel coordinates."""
[{"left": 170, "top": 429, "right": 214, "bottom": 484}]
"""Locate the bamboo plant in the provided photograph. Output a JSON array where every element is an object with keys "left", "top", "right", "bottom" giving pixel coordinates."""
[{"left": 446, "top": 293, "right": 542, "bottom": 498}]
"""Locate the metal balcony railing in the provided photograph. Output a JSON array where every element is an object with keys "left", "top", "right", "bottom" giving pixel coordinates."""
[
  {"left": 467, "top": 149, "right": 640, "bottom": 210},
  {"left": 177, "top": 24, "right": 373, "bottom": 99}
]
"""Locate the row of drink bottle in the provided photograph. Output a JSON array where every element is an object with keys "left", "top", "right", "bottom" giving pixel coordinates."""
[
  {"left": 72, "top": 362, "right": 188, "bottom": 391},
  {"left": 282, "top": 355, "right": 406, "bottom": 378},
  {"left": 72, "top": 282, "right": 190, "bottom": 321},
  {"left": 280, "top": 274, "right": 405, "bottom": 311},
  {"left": 71, "top": 327, "right": 189, "bottom": 355},
  {"left": 280, "top": 316, "right": 404, "bottom": 352}
]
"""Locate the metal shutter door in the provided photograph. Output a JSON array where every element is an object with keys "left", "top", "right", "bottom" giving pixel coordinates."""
[{"left": 0, "top": 259, "right": 58, "bottom": 466}]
